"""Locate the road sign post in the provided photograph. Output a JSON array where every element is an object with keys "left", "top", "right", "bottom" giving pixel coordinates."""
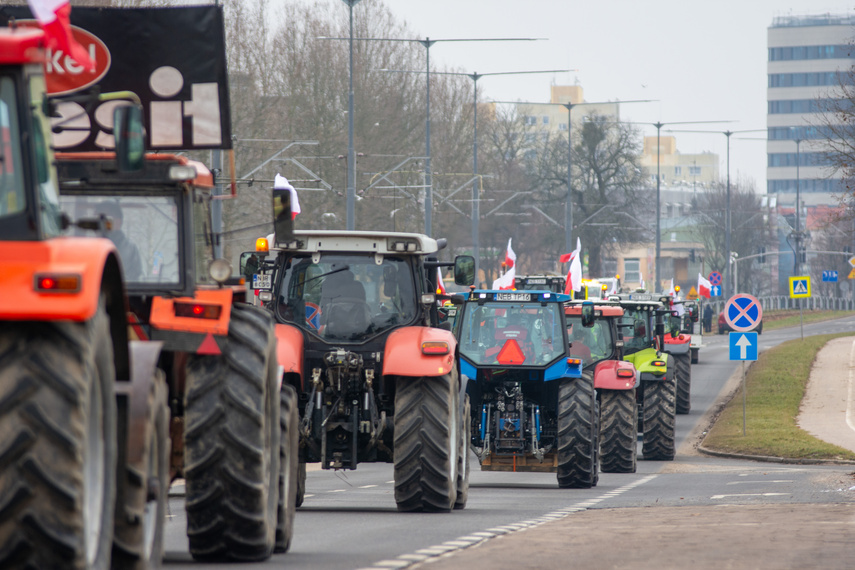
[
  {"left": 788, "top": 276, "right": 811, "bottom": 340},
  {"left": 729, "top": 330, "right": 758, "bottom": 436}
]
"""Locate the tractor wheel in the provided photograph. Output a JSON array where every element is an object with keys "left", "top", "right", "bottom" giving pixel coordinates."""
[
  {"left": 275, "top": 385, "right": 299, "bottom": 553},
  {"left": 557, "top": 372, "right": 598, "bottom": 488},
  {"left": 296, "top": 462, "right": 306, "bottom": 508},
  {"left": 599, "top": 388, "right": 637, "bottom": 473},
  {"left": 112, "top": 370, "right": 170, "bottom": 569},
  {"left": 184, "top": 304, "right": 280, "bottom": 562},
  {"left": 0, "top": 300, "right": 117, "bottom": 569},
  {"left": 691, "top": 348, "right": 699, "bottom": 364},
  {"left": 674, "top": 352, "right": 692, "bottom": 415},
  {"left": 641, "top": 376, "right": 676, "bottom": 461},
  {"left": 393, "top": 374, "right": 458, "bottom": 512},
  {"left": 453, "top": 395, "right": 470, "bottom": 510}
]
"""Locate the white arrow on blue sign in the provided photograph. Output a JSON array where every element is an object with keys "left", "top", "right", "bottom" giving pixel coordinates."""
[
  {"left": 729, "top": 331, "right": 758, "bottom": 361},
  {"left": 822, "top": 270, "right": 839, "bottom": 282},
  {"left": 710, "top": 285, "right": 721, "bottom": 297}
]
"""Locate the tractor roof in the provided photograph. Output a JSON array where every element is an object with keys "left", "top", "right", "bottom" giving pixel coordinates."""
[
  {"left": 0, "top": 26, "right": 45, "bottom": 65},
  {"left": 564, "top": 304, "right": 624, "bottom": 317},
  {"left": 275, "top": 230, "right": 439, "bottom": 255}
]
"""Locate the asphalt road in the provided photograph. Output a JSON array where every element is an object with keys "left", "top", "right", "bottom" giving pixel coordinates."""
[{"left": 162, "top": 315, "right": 855, "bottom": 569}]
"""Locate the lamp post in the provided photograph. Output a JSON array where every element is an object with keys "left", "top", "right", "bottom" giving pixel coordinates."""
[
  {"left": 793, "top": 135, "right": 803, "bottom": 275},
  {"left": 494, "top": 98, "right": 653, "bottom": 256},
  {"left": 322, "top": 35, "right": 544, "bottom": 234},
  {"left": 389, "top": 69, "right": 571, "bottom": 283},
  {"left": 340, "top": 1, "right": 362, "bottom": 230},
  {"left": 665, "top": 127, "right": 761, "bottom": 297}
]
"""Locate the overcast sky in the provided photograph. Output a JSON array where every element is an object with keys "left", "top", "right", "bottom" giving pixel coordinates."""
[{"left": 352, "top": 0, "right": 855, "bottom": 192}]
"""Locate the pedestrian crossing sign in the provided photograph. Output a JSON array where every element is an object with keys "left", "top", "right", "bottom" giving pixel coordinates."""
[{"left": 788, "top": 275, "right": 811, "bottom": 298}]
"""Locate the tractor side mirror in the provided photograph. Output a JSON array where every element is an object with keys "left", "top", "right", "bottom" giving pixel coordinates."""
[
  {"left": 272, "top": 187, "right": 295, "bottom": 244},
  {"left": 453, "top": 255, "right": 475, "bottom": 286},
  {"left": 240, "top": 252, "right": 263, "bottom": 280},
  {"left": 580, "top": 301, "right": 595, "bottom": 328},
  {"left": 114, "top": 104, "right": 144, "bottom": 172}
]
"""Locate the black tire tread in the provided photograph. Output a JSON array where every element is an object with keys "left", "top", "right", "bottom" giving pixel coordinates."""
[
  {"left": 557, "top": 372, "right": 597, "bottom": 488},
  {"left": 599, "top": 388, "right": 637, "bottom": 473},
  {"left": 641, "top": 376, "right": 676, "bottom": 461},
  {"left": 453, "top": 395, "right": 470, "bottom": 510},
  {"left": 393, "top": 374, "right": 458, "bottom": 512},
  {"left": 184, "top": 304, "right": 280, "bottom": 562},
  {"left": 674, "top": 352, "right": 692, "bottom": 415},
  {"left": 275, "top": 385, "right": 298, "bottom": 553}
]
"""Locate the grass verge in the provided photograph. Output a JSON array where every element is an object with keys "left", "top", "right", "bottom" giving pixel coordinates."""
[
  {"left": 762, "top": 310, "right": 852, "bottom": 331},
  {"left": 702, "top": 332, "right": 855, "bottom": 461}
]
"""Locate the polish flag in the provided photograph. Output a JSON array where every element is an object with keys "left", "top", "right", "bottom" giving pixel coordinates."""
[
  {"left": 27, "top": 0, "right": 95, "bottom": 71},
  {"left": 274, "top": 173, "right": 301, "bottom": 219},
  {"left": 504, "top": 238, "right": 516, "bottom": 269},
  {"left": 669, "top": 279, "right": 685, "bottom": 316},
  {"left": 697, "top": 273, "right": 712, "bottom": 299},
  {"left": 436, "top": 268, "right": 447, "bottom": 295},
  {"left": 492, "top": 264, "right": 515, "bottom": 290},
  {"left": 563, "top": 238, "right": 583, "bottom": 295}
]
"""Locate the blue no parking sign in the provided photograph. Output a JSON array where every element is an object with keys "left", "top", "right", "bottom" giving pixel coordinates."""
[{"left": 724, "top": 294, "right": 763, "bottom": 332}]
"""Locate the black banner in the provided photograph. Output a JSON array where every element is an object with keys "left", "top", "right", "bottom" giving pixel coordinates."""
[{"left": 0, "top": 5, "right": 232, "bottom": 151}]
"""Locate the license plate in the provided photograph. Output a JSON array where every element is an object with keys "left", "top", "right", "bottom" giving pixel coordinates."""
[
  {"left": 496, "top": 292, "right": 531, "bottom": 302},
  {"left": 253, "top": 273, "right": 272, "bottom": 290},
  {"left": 526, "top": 278, "right": 546, "bottom": 284}
]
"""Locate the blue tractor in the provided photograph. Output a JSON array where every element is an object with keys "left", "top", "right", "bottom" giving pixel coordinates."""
[{"left": 454, "top": 290, "right": 599, "bottom": 488}]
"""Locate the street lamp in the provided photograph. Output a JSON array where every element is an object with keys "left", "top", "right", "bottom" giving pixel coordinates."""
[
  {"left": 793, "top": 134, "right": 803, "bottom": 275},
  {"left": 322, "top": 35, "right": 545, "bottom": 234},
  {"left": 341, "top": 0, "right": 362, "bottom": 230},
  {"left": 494, "top": 98, "right": 654, "bottom": 256},
  {"left": 389, "top": 69, "right": 571, "bottom": 282},
  {"left": 665, "top": 127, "right": 762, "bottom": 297}
]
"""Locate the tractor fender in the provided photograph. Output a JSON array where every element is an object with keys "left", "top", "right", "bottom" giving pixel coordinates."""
[
  {"left": 115, "top": 340, "right": 164, "bottom": 468},
  {"left": 662, "top": 337, "right": 690, "bottom": 354},
  {"left": 593, "top": 360, "right": 637, "bottom": 390},
  {"left": 274, "top": 323, "right": 304, "bottom": 387},
  {"left": 0, "top": 236, "right": 131, "bottom": 381},
  {"left": 382, "top": 326, "right": 456, "bottom": 378},
  {"left": 0, "top": 237, "right": 118, "bottom": 321},
  {"left": 150, "top": 288, "right": 233, "bottom": 335}
]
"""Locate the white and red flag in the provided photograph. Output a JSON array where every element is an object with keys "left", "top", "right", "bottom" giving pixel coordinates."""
[
  {"left": 492, "top": 264, "right": 515, "bottom": 290},
  {"left": 436, "top": 268, "right": 447, "bottom": 295},
  {"left": 563, "top": 237, "right": 583, "bottom": 295},
  {"left": 668, "top": 278, "right": 685, "bottom": 316},
  {"left": 697, "top": 273, "right": 712, "bottom": 299},
  {"left": 504, "top": 238, "right": 516, "bottom": 269},
  {"left": 274, "top": 173, "right": 301, "bottom": 219},
  {"left": 27, "top": 0, "right": 95, "bottom": 71}
]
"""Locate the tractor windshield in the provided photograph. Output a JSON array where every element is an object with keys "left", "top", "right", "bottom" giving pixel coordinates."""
[
  {"left": 60, "top": 194, "right": 182, "bottom": 285},
  {"left": 458, "top": 302, "right": 565, "bottom": 366},
  {"left": 566, "top": 316, "right": 615, "bottom": 367},
  {"left": 620, "top": 306, "right": 654, "bottom": 354},
  {"left": 274, "top": 253, "right": 418, "bottom": 342}
]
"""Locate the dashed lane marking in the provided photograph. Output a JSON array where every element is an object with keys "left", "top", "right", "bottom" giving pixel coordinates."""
[
  {"left": 362, "top": 474, "right": 657, "bottom": 570},
  {"left": 711, "top": 493, "right": 790, "bottom": 499},
  {"left": 726, "top": 480, "right": 793, "bottom": 485}
]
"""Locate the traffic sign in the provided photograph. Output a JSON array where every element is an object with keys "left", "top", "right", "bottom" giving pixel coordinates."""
[
  {"left": 729, "top": 332, "right": 758, "bottom": 361},
  {"left": 708, "top": 271, "right": 722, "bottom": 286},
  {"left": 686, "top": 286, "right": 699, "bottom": 300},
  {"left": 849, "top": 256, "right": 855, "bottom": 268},
  {"left": 710, "top": 285, "right": 721, "bottom": 297},
  {"left": 788, "top": 275, "right": 811, "bottom": 298},
  {"left": 849, "top": 268, "right": 855, "bottom": 280},
  {"left": 724, "top": 294, "right": 763, "bottom": 332},
  {"left": 822, "top": 270, "right": 838, "bottom": 282}
]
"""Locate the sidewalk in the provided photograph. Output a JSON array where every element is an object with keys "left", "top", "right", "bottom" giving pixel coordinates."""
[{"left": 797, "top": 335, "right": 855, "bottom": 454}]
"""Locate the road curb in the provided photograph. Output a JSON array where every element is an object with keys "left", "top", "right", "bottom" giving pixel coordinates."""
[{"left": 696, "top": 444, "right": 855, "bottom": 465}]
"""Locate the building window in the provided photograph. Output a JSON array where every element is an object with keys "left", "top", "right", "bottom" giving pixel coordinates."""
[
  {"left": 674, "top": 166, "right": 682, "bottom": 175},
  {"left": 603, "top": 258, "right": 618, "bottom": 277},
  {"left": 558, "top": 123, "right": 567, "bottom": 131},
  {"left": 624, "top": 259, "right": 640, "bottom": 283},
  {"left": 542, "top": 115, "right": 549, "bottom": 125},
  {"left": 768, "top": 72, "right": 845, "bottom": 88},
  {"left": 524, "top": 116, "right": 537, "bottom": 126},
  {"left": 689, "top": 166, "right": 701, "bottom": 176}
]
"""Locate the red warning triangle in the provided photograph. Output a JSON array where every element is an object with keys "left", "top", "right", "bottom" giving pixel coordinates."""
[
  {"left": 197, "top": 333, "right": 222, "bottom": 355},
  {"left": 496, "top": 339, "right": 526, "bottom": 365}
]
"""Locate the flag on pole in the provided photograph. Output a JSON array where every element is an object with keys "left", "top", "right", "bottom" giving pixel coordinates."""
[
  {"left": 492, "top": 265, "right": 515, "bottom": 290},
  {"left": 563, "top": 238, "right": 583, "bottom": 295},
  {"left": 504, "top": 238, "right": 516, "bottom": 269},
  {"left": 697, "top": 273, "right": 712, "bottom": 299},
  {"left": 27, "top": 0, "right": 95, "bottom": 71},
  {"left": 559, "top": 237, "right": 581, "bottom": 263},
  {"left": 436, "top": 268, "right": 447, "bottom": 295},
  {"left": 274, "top": 173, "right": 301, "bottom": 219}
]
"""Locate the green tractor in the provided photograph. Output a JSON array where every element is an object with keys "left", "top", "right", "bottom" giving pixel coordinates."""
[{"left": 609, "top": 294, "right": 676, "bottom": 461}]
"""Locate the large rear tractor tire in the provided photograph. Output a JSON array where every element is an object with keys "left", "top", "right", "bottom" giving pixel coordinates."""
[
  {"left": 393, "top": 374, "right": 459, "bottom": 512},
  {"left": 184, "top": 304, "right": 280, "bottom": 562},
  {"left": 557, "top": 372, "right": 598, "bottom": 488},
  {"left": 641, "top": 376, "right": 676, "bottom": 461},
  {"left": 599, "top": 388, "right": 637, "bottom": 473},
  {"left": 112, "top": 371, "right": 170, "bottom": 569},
  {"left": 296, "top": 462, "right": 306, "bottom": 508},
  {"left": 0, "top": 300, "right": 118, "bottom": 569},
  {"left": 275, "top": 385, "right": 299, "bottom": 553},
  {"left": 453, "top": 395, "right": 470, "bottom": 510},
  {"left": 674, "top": 352, "right": 692, "bottom": 415}
]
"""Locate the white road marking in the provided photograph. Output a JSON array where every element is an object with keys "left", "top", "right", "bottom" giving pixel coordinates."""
[
  {"left": 711, "top": 493, "right": 790, "bottom": 499},
  {"left": 359, "top": 484, "right": 378, "bottom": 488},
  {"left": 726, "top": 480, "right": 793, "bottom": 485},
  {"left": 328, "top": 489, "right": 347, "bottom": 493},
  {"left": 363, "top": 474, "right": 658, "bottom": 569}
]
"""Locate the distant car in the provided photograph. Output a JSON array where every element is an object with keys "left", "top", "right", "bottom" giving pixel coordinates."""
[{"left": 718, "top": 311, "right": 763, "bottom": 335}]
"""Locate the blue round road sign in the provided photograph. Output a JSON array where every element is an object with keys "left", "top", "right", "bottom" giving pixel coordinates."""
[
  {"left": 724, "top": 294, "right": 762, "bottom": 332},
  {"left": 708, "top": 271, "right": 722, "bottom": 286}
]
